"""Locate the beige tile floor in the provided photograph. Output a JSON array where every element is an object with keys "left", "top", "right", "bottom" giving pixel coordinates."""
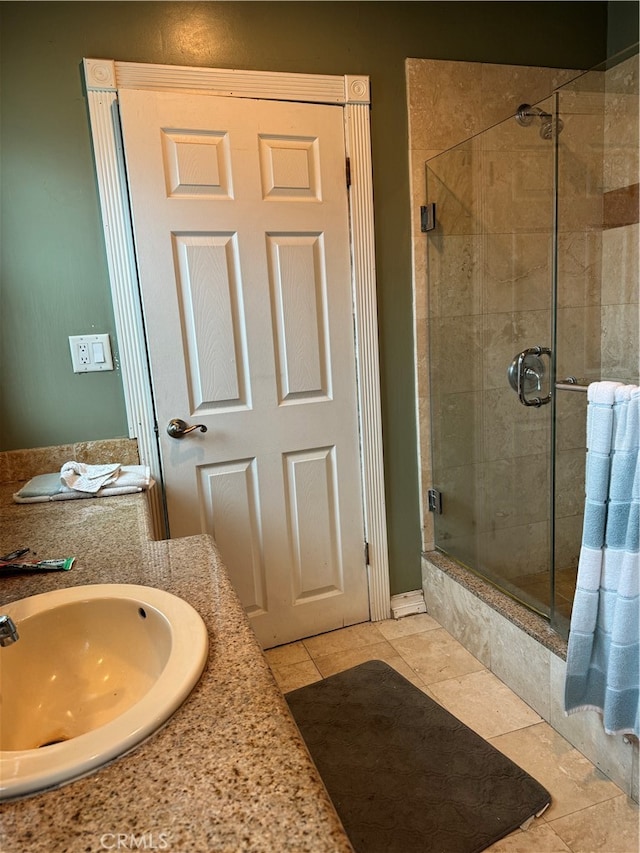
[{"left": 266, "top": 614, "right": 639, "bottom": 853}]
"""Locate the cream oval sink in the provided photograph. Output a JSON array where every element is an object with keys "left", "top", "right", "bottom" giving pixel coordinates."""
[{"left": 0, "top": 584, "right": 208, "bottom": 801}]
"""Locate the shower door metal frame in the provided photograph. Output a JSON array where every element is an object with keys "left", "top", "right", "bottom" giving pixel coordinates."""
[{"left": 549, "top": 90, "right": 561, "bottom": 634}]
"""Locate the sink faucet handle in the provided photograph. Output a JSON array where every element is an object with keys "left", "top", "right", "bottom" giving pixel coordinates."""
[{"left": 0, "top": 615, "right": 19, "bottom": 646}]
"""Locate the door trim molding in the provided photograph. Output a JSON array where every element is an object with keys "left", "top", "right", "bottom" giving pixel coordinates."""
[{"left": 83, "top": 58, "right": 391, "bottom": 621}]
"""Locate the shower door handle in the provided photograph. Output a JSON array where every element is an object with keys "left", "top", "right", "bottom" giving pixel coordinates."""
[{"left": 507, "top": 346, "right": 552, "bottom": 407}]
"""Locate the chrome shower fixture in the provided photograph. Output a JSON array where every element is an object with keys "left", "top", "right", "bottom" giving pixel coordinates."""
[{"left": 515, "top": 103, "right": 564, "bottom": 139}]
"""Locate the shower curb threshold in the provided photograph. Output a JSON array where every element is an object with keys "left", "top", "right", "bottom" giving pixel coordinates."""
[
  {"left": 422, "top": 549, "right": 639, "bottom": 802},
  {"left": 423, "top": 550, "right": 567, "bottom": 660}
]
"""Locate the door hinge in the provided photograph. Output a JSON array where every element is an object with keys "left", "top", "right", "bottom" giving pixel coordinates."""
[
  {"left": 420, "top": 203, "right": 436, "bottom": 232},
  {"left": 346, "top": 157, "right": 351, "bottom": 189},
  {"left": 428, "top": 488, "right": 443, "bottom": 514},
  {"left": 364, "top": 541, "right": 370, "bottom": 565}
]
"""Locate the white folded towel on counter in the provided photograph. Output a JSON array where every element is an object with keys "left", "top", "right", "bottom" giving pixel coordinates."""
[
  {"left": 13, "top": 463, "right": 153, "bottom": 503},
  {"left": 60, "top": 462, "right": 151, "bottom": 494},
  {"left": 60, "top": 461, "right": 121, "bottom": 493},
  {"left": 102, "top": 465, "right": 152, "bottom": 492}
]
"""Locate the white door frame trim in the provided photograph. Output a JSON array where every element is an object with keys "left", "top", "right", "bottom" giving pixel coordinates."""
[{"left": 83, "top": 58, "right": 391, "bottom": 621}]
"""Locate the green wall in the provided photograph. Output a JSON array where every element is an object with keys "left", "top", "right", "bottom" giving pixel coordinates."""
[
  {"left": 607, "top": 0, "right": 640, "bottom": 57},
  {"left": 0, "top": 2, "right": 610, "bottom": 594}
]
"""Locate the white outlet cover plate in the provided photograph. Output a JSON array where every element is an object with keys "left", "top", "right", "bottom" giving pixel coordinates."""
[{"left": 69, "top": 334, "right": 114, "bottom": 373}]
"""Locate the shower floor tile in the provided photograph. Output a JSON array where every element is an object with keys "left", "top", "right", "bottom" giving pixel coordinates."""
[
  {"left": 508, "top": 565, "right": 578, "bottom": 621},
  {"left": 266, "top": 616, "right": 639, "bottom": 853}
]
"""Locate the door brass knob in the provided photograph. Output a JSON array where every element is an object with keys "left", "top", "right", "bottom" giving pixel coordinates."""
[{"left": 167, "top": 418, "right": 208, "bottom": 438}]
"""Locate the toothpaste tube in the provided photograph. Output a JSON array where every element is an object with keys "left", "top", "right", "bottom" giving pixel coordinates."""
[{"left": 0, "top": 557, "right": 75, "bottom": 574}]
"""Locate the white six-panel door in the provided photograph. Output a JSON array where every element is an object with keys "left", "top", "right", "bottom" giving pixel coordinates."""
[{"left": 118, "top": 89, "right": 370, "bottom": 647}]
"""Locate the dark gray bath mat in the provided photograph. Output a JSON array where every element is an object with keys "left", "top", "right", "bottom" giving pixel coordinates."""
[{"left": 286, "top": 660, "right": 551, "bottom": 853}]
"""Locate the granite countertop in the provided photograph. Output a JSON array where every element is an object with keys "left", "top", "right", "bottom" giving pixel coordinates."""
[{"left": 0, "top": 482, "right": 353, "bottom": 853}]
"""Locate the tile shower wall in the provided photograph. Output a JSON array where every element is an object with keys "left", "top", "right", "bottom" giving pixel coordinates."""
[
  {"left": 554, "top": 53, "right": 639, "bottom": 575},
  {"left": 409, "top": 56, "right": 639, "bottom": 802},
  {"left": 601, "top": 54, "right": 639, "bottom": 383},
  {"left": 407, "top": 59, "right": 578, "bottom": 567},
  {"left": 410, "top": 56, "right": 639, "bottom": 573}
]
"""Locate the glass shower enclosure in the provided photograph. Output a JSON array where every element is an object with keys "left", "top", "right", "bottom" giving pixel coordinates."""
[{"left": 425, "top": 48, "right": 639, "bottom": 638}]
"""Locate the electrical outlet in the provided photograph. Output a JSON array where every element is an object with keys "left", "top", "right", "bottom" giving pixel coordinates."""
[
  {"left": 69, "top": 334, "right": 114, "bottom": 373},
  {"left": 78, "top": 343, "right": 90, "bottom": 365}
]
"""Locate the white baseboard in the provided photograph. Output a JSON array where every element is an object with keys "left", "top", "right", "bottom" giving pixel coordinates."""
[{"left": 390, "top": 589, "right": 427, "bottom": 619}]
